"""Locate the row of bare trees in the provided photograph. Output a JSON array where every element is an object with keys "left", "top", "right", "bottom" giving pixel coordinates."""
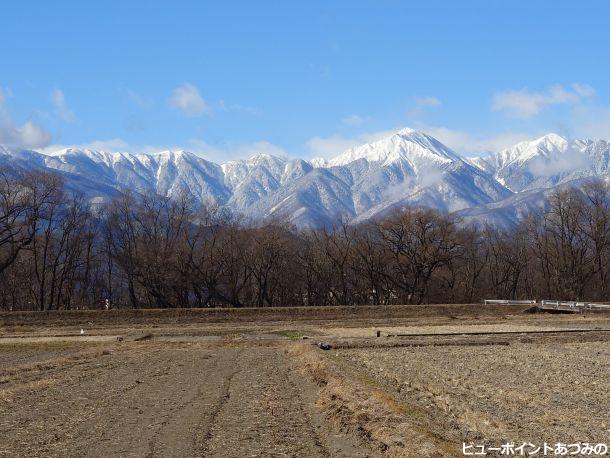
[{"left": 2, "top": 170, "right": 610, "bottom": 310}]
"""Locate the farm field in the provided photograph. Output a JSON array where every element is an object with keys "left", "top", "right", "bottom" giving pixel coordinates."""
[
  {"left": 0, "top": 305, "right": 609, "bottom": 457},
  {"left": 339, "top": 342, "right": 610, "bottom": 447}
]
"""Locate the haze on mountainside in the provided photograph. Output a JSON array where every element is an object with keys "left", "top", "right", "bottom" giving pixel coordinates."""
[{"left": 1, "top": 128, "right": 609, "bottom": 229}]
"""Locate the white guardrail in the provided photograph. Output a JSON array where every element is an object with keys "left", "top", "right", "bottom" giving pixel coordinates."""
[
  {"left": 484, "top": 299, "right": 610, "bottom": 310},
  {"left": 581, "top": 303, "right": 610, "bottom": 310},
  {"left": 540, "top": 300, "right": 610, "bottom": 310},
  {"left": 541, "top": 300, "right": 581, "bottom": 308},
  {"left": 484, "top": 299, "right": 537, "bottom": 305}
]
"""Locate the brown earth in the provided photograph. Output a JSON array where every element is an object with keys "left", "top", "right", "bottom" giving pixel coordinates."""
[
  {"left": 0, "top": 341, "right": 376, "bottom": 458},
  {"left": 1, "top": 306, "right": 609, "bottom": 457},
  {"left": 0, "top": 303, "right": 535, "bottom": 329}
]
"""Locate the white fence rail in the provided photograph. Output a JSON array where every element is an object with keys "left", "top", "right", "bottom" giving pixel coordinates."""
[
  {"left": 484, "top": 299, "right": 537, "bottom": 305},
  {"left": 540, "top": 300, "right": 610, "bottom": 310},
  {"left": 483, "top": 299, "right": 610, "bottom": 311},
  {"left": 540, "top": 300, "right": 582, "bottom": 308},
  {"left": 484, "top": 299, "right": 610, "bottom": 311},
  {"left": 583, "top": 303, "right": 610, "bottom": 310}
]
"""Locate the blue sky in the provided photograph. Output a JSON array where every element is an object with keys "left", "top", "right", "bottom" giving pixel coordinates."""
[{"left": 1, "top": 0, "right": 610, "bottom": 161}]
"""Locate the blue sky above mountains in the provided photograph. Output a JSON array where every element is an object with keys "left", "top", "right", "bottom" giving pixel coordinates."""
[{"left": 2, "top": 0, "right": 610, "bottom": 161}]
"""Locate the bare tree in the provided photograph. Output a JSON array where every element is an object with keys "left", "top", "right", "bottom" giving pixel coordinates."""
[
  {"left": 376, "top": 208, "right": 460, "bottom": 304},
  {"left": 0, "top": 170, "right": 63, "bottom": 275}
]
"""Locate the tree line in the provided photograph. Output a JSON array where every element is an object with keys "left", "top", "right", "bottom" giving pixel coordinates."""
[{"left": 1, "top": 169, "right": 609, "bottom": 310}]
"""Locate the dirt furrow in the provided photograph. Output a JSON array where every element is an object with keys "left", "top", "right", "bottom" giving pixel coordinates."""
[
  {"left": 204, "top": 347, "right": 328, "bottom": 457},
  {"left": 0, "top": 342, "right": 374, "bottom": 457}
]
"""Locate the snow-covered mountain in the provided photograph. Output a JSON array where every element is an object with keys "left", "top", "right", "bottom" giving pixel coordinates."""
[
  {"left": 325, "top": 128, "right": 512, "bottom": 222},
  {"left": 2, "top": 129, "right": 610, "bottom": 228},
  {"left": 470, "top": 133, "right": 610, "bottom": 192},
  {"left": 453, "top": 133, "right": 610, "bottom": 227}
]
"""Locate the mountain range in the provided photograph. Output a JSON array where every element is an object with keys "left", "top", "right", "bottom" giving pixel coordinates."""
[{"left": 1, "top": 128, "right": 609, "bottom": 228}]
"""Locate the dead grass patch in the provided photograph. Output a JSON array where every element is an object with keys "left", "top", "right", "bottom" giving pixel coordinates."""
[{"left": 288, "top": 343, "right": 459, "bottom": 457}]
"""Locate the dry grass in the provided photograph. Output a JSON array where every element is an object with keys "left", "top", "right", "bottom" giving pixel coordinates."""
[
  {"left": 288, "top": 343, "right": 459, "bottom": 457},
  {"left": 0, "top": 343, "right": 116, "bottom": 402},
  {"left": 340, "top": 342, "right": 610, "bottom": 446}
]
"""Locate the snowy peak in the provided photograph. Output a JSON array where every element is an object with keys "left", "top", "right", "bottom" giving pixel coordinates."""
[
  {"left": 317, "top": 128, "right": 511, "bottom": 220},
  {"left": 530, "top": 132, "right": 568, "bottom": 150},
  {"left": 308, "top": 157, "right": 328, "bottom": 168},
  {"left": 247, "top": 152, "right": 286, "bottom": 165},
  {"left": 503, "top": 133, "right": 569, "bottom": 163},
  {"left": 328, "top": 127, "right": 459, "bottom": 169},
  {"left": 473, "top": 133, "right": 607, "bottom": 192},
  {"left": 486, "top": 133, "right": 593, "bottom": 170},
  {"left": 221, "top": 153, "right": 287, "bottom": 190}
]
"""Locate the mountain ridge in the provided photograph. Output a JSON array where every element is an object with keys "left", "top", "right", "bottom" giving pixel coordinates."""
[{"left": 2, "top": 129, "right": 609, "bottom": 228}]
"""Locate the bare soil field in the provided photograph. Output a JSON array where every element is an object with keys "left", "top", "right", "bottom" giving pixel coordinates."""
[
  {"left": 0, "top": 341, "right": 373, "bottom": 457},
  {"left": 0, "top": 305, "right": 609, "bottom": 457},
  {"left": 0, "top": 303, "right": 535, "bottom": 328}
]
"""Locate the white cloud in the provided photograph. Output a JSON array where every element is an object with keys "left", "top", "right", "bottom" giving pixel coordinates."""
[
  {"left": 383, "top": 164, "right": 446, "bottom": 201},
  {"left": 413, "top": 123, "right": 535, "bottom": 155},
  {"left": 572, "top": 83, "right": 596, "bottom": 98},
  {"left": 306, "top": 135, "right": 362, "bottom": 157},
  {"left": 80, "top": 138, "right": 131, "bottom": 151},
  {"left": 492, "top": 83, "right": 594, "bottom": 119},
  {"left": 234, "top": 140, "right": 287, "bottom": 157},
  {"left": 528, "top": 150, "right": 591, "bottom": 177},
  {"left": 341, "top": 115, "right": 368, "bottom": 127},
  {"left": 407, "top": 96, "right": 442, "bottom": 118},
  {"left": 0, "top": 89, "right": 51, "bottom": 149},
  {"left": 569, "top": 105, "right": 610, "bottom": 141},
  {"left": 169, "top": 83, "right": 209, "bottom": 116},
  {"left": 305, "top": 128, "right": 399, "bottom": 158},
  {"left": 359, "top": 129, "right": 399, "bottom": 143},
  {"left": 0, "top": 87, "right": 13, "bottom": 105},
  {"left": 216, "top": 100, "right": 262, "bottom": 116},
  {"left": 40, "top": 138, "right": 132, "bottom": 155},
  {"left": 10, "top": 121, "right": 51, "bottom": 149},
  {"left": 51, "top": 89, "right": 75, "bottom": 122},
  {"left": 125, "top": 88, "right": 153, "bottom": 109},
  {"left": 414, "top": 96, "right": 441, "bottom": 108},
  {"left": 188, "top": 139, "right": 288, "bottom": 162},
  {"left": 0, "top": 119, "right": 52, "bottom": 150}
]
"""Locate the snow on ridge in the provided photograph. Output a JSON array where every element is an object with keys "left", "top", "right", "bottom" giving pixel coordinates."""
[
  {"left": 308, "top": 157, "right": 328, "bottom": 168},
  {"left": 327, "top": 127, "right": 459, "bottom": 167},
  {"left": 2, "top": 129, "right": 610, "bottom": 228}
]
